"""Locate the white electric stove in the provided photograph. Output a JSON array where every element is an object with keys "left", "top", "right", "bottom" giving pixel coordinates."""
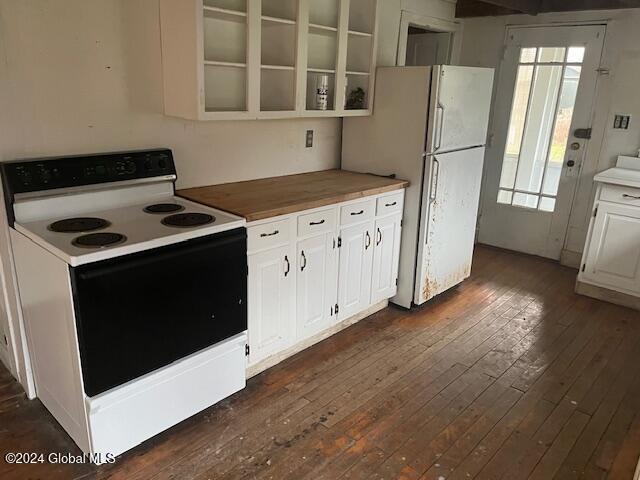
[{"left": 2, "top": 149, "right": 249, "bottom": 462}]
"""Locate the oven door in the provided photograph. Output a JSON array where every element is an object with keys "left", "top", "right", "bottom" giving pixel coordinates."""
[{"left": 70, "top": 227, "right": 247, "bottom": 397}]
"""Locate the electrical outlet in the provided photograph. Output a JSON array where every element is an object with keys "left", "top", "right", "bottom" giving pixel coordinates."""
[
  {"left": 306, "top": 130, "right": 314, "bottom": 148},
  {"left": 614, "top": 114, "right": 631, "bottom": 130}
]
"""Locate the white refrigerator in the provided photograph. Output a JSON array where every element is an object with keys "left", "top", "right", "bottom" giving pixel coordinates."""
[{"left": 342, "top": 66, "right": 494, "bottom": 308}]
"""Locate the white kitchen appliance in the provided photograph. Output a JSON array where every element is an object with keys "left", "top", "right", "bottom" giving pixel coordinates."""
[
  {"left": 343, "top": 66, "right": 494, "bottom": 308},
  {"left": 2, "top": 149, "right": 248, "bottom": 462}
]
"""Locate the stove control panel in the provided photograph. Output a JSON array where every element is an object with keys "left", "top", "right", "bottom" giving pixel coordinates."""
[{"left": 1, "top": 149, "right": 176, "bottom": 195}]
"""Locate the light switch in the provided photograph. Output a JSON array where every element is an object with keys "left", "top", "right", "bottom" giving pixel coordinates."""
[{"left": 614, "top": 114, "right": 631, "bottom": 130}]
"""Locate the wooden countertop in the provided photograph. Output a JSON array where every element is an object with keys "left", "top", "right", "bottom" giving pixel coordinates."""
[{"left": 177, "top": 169, "right": 409, "bottom": 222}]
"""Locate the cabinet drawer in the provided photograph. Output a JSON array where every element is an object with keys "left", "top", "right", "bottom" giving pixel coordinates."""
[
  {"left": 376, "top": 192, "right": 404, "bottom": 216},
  {"left": 340, "top": 199, "right": 375, "bottom": 226},
  {"left": 248, "top": 219, "right": 291, "bottom": 252},
  {"left": 600, "top": 184, "right": 640, "bottom": 207},
  {"left": 297, "top": 208, "right": 336, "bottom": 237}
]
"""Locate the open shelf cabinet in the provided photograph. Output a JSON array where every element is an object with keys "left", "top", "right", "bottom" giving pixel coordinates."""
[{"left": 160, "top": 0, "right": 378, "bottom": 120}]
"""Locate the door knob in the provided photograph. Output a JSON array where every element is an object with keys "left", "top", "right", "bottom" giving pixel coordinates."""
[{"left": 567, "top": 160, "right": 576, "bottom": 167}]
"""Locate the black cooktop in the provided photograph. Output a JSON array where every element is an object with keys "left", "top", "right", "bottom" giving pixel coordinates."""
[
  {"left": 72, "top": 232, "right": 127, "bottom": 249},
  {"left": 49, "top": 217, "right": 110, "bottom": 233},
  {"left": 143, "top": 203, "right": 185, "bottom": 214},
  {"left": 161, "top": 213, "right": 215, "bottom": 228}
]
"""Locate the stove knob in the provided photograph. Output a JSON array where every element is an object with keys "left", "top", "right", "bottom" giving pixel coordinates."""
[{"left": 124, "top": 160, "right": 136, "bottom": 174}]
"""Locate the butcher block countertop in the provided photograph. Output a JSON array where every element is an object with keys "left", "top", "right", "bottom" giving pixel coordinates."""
[{"left": 177, "top": 169, "right": 409, "bottom": 222}]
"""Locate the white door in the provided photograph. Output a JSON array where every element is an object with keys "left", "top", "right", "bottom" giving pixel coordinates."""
[
  {"left": 296, "top": 233, "right": 337, "bottom": 340},
  {"left": 415, "top": 147, "right": 485, "bottom": 304},
  {"left": 371, "top": 214, "right": 402, "bottom": 304},
  {"left": 338, "top": 221, "right": 374, "bottom": 321},
  {"left": 247, "top": 246, "right": 294, "bottom": 365},
  {"left": 479, "top": 25, "right": 605, "bottom": 259},
  {"left": 583, "top": 202, "right": 640, "bottom": 295}
]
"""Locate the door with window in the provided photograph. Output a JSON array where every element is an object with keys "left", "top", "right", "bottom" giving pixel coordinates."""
[{"left": 479, "top": 25, "right": 605, "bottom": 259}]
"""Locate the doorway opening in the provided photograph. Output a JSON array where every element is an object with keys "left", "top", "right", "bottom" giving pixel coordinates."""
[{"left": 405, "top": 26, "right": 452, "bottom": 66}]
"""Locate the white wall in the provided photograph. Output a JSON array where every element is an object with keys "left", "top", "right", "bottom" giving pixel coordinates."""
[{"left": 459, "top": 8, "right": 640, "bottom": 262}]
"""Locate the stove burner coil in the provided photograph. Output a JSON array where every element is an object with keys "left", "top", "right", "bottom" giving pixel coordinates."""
[
  {"left": 49, "top": 217, "right": 110, "bottom": 233},
  {"left": 143, "top": 203, "right": 185, "bottom": 214},
  {"left": 161, "top": 213, "right": 215, "bottom": 228},
  {"left": 72, "top": 232, "right": 127, "bottom": 249}
]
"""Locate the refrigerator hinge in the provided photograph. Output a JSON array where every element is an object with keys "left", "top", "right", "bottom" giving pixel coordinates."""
[
  {"left": 400, "top": 219, "right": 403, "bottom": 228},
  {"left": 245, "top": 344, "right": 250, "bottom": 356},
  {"left": 395, "top": 278, "right": 398, "bottom": 286},
  {"left": 337, "top": 237, "right": 342, "bottom": 248},
  {"left": 593, "top": 206, "right": 598, "bottom": 218},
  {"left": 335, "top": 304, "right": 339, "bottom": 315},
  {"left": 581, "top": 264, "right": 586, "bottom": 273}
]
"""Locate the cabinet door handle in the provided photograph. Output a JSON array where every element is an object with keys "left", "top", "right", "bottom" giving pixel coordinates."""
[
  {"left": 260, "top": 230, "right": 279, "bottom": 238},
  {"left": 301, "top": 250, "right": 307, "bottom": 271},
  {"left": 385, "top": 201, "right": 397, "bottom": 207},
  {"left": 365, "top": 231, "right": 371, "bottom": 250},
  {"left": 351, "top": 210, "right": 365, "bottom": 216},
  {"left": 284, "top": 255, "right": 290, "bottom": 277},
  {"left": 309, "top": 219, "right": 325, "bottom": 226},
  {"left": 622, "top": 193, "right": 640, "bottom": 200},
  {"left": 376, "top": 228, "right": 382, "bottom": 246}
]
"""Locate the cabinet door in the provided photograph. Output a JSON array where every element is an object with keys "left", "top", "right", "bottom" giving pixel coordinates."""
[
  {"left": 296, "top": 233, "right": 338, "bottom": 340},
  {"left": 338, "top": 221, "right": 374, "bottom": 321},
  {"left": 248, "top": 245, "right": 294, "bottom": 365},
  {"left": 371, "top": 214, "right": 402, "bottom": 304},
  {"left": 583, "top": 202, "right": 640, "bottom": 294}
]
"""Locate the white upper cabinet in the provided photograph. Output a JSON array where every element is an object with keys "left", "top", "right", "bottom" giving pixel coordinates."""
[{"left": 160, "top": 0, "right": 378, "bottom": 120}]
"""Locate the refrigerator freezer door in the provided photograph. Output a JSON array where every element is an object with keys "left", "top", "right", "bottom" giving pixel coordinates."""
[
  {"left": 414, "top": 147, "right": 485, "bottom": 305},
  {"left": 427, "top": 66, "right": 494, "bottom": 154}
]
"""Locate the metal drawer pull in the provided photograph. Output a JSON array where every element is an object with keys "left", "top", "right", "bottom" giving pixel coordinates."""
[
  {"left": 365, "top": 231, "right": 371, "bottom": 250},
  {"left": 376, "top": 228, "right": 382, "bottom": 246},
  {"left": 351, "top": 210, "right": 365, "bottom": 216},
  {"left": 260, "top": 230, "right": 279, "bottom": 238},
  {"left": 385, "top": 201, "right": 397, "bottom": 207},
  {"left": 309, "top": 219, "right": 326, "bottom": 226},
  {"left": 301, "top": 250, "right": 307, "bottom": 271},
  {"left": 622, "top": 194, "right": 640, "bottom": 200},
  {"left": 284, "top": 255, "right": 290, "bottom": 277}
]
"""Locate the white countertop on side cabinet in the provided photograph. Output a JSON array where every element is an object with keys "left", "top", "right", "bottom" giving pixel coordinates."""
[{"left": 594, "top": 155, "right": 640, "bottom": 189}]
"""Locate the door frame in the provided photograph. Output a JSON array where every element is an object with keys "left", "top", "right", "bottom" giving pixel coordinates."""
[
  {"left": 396, "top": 10, "right": 463, "bottom": 66},
  {"left": 478, "top": 22, "right": 606, "bottom": 260}
]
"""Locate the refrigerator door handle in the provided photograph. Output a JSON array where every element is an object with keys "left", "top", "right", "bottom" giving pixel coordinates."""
[
  {"left": 434, "top": 103, "right": 445, "bottom": 152},
  {"left": 429, "top": 157, "right": 440, "bottom": 203}
]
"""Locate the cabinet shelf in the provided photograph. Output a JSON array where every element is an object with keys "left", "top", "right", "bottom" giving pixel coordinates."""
[
  {"left": 309, "top": 23, "right": 338, "bottom": 34},
  {"left": 348, "top": 29, "right": 372, "bottom": 38},
  {"left": 203, "top": 6, "right": 247, "bottom": 22},
  {"left": 346, "top": 70, "right": 370, "bottom": 76},
  {"left": 261, "top": 15, "right": 295, "bottom": 25},
  {"left": 205, "top": 60, "right": 246, "bottom": 68},
  {"left": 308, "top": 67, "right": 335, "bottom": 74},
  {"left": 262, "top": 64, "right": 294, "bottom": 71}
]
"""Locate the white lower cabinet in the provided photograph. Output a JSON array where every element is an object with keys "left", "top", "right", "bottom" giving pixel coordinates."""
[
  {"left": 337, "top": 221, "right": 374, "bottom": 321},
  {"left": 247, "top": 190, "right": 404, "bottom": 371},
  {"left": 296, "top": 232, "right": 338, "bottom": 341},
  {"left": 581, "top": 201, "right": 640, "bottom": 295},
  {"left": 248, "top": 244, "right": 294, "bottom": 365},
  {"left": 371, "top": 214, "right": 402, "bottom": 304}
]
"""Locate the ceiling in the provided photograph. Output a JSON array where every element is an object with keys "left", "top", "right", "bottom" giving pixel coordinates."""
[{"left": 456, "top": 0, "right": 640, "bottom": 17}]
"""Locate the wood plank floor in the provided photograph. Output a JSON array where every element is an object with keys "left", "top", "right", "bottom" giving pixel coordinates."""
[{"left": 2, "top": 245, "right": 640, "bottom": 479}]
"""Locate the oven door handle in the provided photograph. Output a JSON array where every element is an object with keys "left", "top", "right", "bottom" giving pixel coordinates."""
[{"left": 74, "top": 229, "right": 246, "bottom": 281}]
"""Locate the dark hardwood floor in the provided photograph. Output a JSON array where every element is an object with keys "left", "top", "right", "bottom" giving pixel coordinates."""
[{"left": 2, "top": 245, "right": 640, "bottom": 479}]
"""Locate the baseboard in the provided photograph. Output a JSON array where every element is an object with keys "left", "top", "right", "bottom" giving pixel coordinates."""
[
  {"left": 575, "top": 279, "right": 640, "bottom": 311},
  {"left": 560, "top": 249, "right": 582, "bottom": 269},
  {"left": 247, "top": 300, "right": 389, "bottom": 378}
]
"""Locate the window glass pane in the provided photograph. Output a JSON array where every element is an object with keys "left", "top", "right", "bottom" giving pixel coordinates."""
[
  {"left": 567, "top": 46, "right": 585, "bottom": 63},
  {"left": 499, "top": 65, "right": 534, "bottom": 190},
  {"left": 513, "top": 192, "right": 539, "bottom": 209},
  {"left": 497, "top": 189, "right": 513, "bottom": 205},
  {"left": 542, "top": 66, "right": 582, "bottom": 196},
  {"left": 538, "top": 197, "right": 556, "bottom": 212},
  {"left": 514, "top": 65, "right": 563, "bottom": 193},
  {"left": 538, "top": 47, "right": 565, "bottom": 63},
  {"left": 520, "top": 48, "right": 537, "bottom": 63}
]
